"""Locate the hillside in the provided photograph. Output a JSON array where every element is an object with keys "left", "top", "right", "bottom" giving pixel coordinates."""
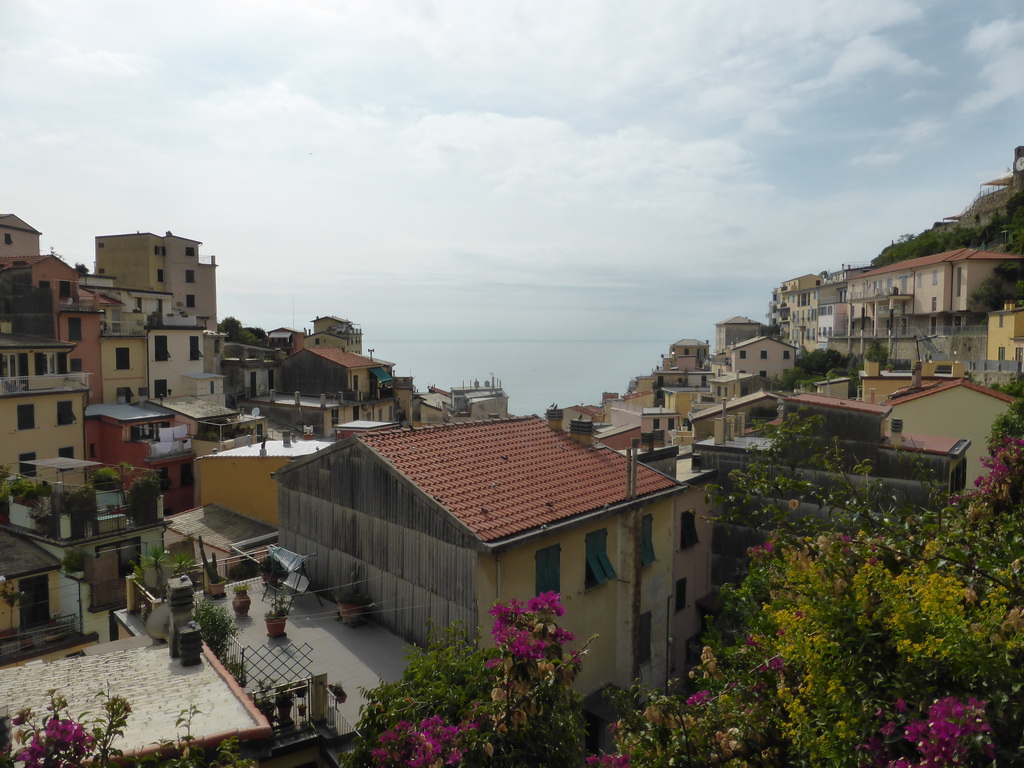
[{"left": 873, "top": 185, "right": 1024, "bottom": 267}]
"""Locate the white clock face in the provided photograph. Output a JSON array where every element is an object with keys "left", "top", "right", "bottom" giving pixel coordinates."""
[{"left": 1016, "top": 156, "right": 1024, "bottom": 172}]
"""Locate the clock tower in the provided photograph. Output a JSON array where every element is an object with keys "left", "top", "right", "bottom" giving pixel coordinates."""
[{"left": 1014, "top": 146, "right": 1024, "bottom": 176}]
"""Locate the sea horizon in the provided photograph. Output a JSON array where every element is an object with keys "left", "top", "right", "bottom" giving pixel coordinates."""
[{"left": 366, "top": 337, "right": 681, "bottom": 418}]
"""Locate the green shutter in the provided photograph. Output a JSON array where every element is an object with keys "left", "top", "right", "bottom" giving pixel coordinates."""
[
  {"left": 585, "top": 529, "right": 616, "bottom": 588},
  {"left": 680, "top": 511, "right": 699, "bottom": 549},
  {"left": 641, "top": 514, "right": 655, "bottom": 566},
  {"left": 535, "top": 545, "right": 560, "bottom": 595}
]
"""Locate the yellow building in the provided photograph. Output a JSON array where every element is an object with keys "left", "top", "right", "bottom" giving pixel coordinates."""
[
  {"left": 196, "top": 438, "right": 334, "bottom": 525},
  {"left": 987, "top": 302, "right": 1024, "bottom": 363},
  {"left": 305, "top": 315, "right": 363, "bottom": 354},
  {"left": 859, "top": 360, "right": 966, "bottom": 403},
  {"left": 276, "top": 417, "right": 710, "bottom": 731},
  {"left": 884, "top": 378, "right": 1015, "bottom": 488},
  {"left": 775, "top": 273, "right": 822, "bottom": 352},
  {"left": 1, "top": 332, "right": 88, "bottom": 470},
  {"left": 94, "top": 231, "right": 217, "bottom": 330},
  {"left": 0, "top": 531, "right": 99, "bottom": 668}
]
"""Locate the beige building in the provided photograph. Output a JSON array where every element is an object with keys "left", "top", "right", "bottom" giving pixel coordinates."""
[
  {"left": 94, "top": 231, "right": 217, "bottom": 329},
  {"left": 987, "top": 301, "right": 1024, "bottom": 363},
  {"left": 0, "top": 214, "right": 41, "bottom": 259},
  {"left": 305, "top": 316, "right": 363, "bottom": 353},
  {"left": 845, "top": 248, "right": 1023, "bottom": 354},
  {"left": 714, "top": 317, "right": 760, "bottom": 353},
  {"left": 727, "top": 336, "right": 797, "bottom": 380},
  {"left": 773, "top": 274, "right": 822, "bottom": 352},
  {"left": 884, "top": 378, "right": 1015, "bottom": 488}
]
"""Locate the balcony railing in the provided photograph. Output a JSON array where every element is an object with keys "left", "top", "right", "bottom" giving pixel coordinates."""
[
  {"left": 102, "top": 318, "right": 147, "bottom": 337},
  {"left": 6, "top": 482, "right": 162, "bottom": 542},
  {"left": 0, "top": 372, "right": 90, "bottom": 396},
  {"left": 0, "top": 613, "right": 85, "bottom": 663},
  {"left": 146, "top": 438, "right": 193, "bottom": 459}
]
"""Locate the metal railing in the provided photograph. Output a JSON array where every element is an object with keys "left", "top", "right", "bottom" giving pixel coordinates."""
[
  {"left": 0, "top": 613, "right": 84, "bottom": 662},
  {"left": 0, "top": 372, "right": 90, "bottom": 396}
]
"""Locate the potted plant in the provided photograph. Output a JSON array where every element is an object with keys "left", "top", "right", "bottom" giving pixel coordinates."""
[
  {"left": 327, "top": 683, "right": 347, "bottom": 704},
  {"left": 264, "top": 595, "right": 290, "bottom": 637},
  {"left": 170, "top": 551, "right": 196, "bottom": 580},
  {"left": 252, "top": 682, "right": 276, "bottom": 721},
  {"left": 232, "top": 584, "right": 251, "bottom": 618},
  {"left": 334, "top": 584, "right": 371, "bottom": 626},
  {"left": 138, "top": 545, "right": 169, "bottom": 591},
  {"left": 60, "top": 548, "right": 86, "bottom": 578},
  {"left": 197, "top": 536, "right": 227, "bottom": 598},
  {"left": 90, "top": 466, "right": 120, "bottom": 491},
  {"left": 261, "top": 556, "right": 286, "bottom": 585},
  {"left": 274, "top": 688, "right": 295, "bottom": 727}
]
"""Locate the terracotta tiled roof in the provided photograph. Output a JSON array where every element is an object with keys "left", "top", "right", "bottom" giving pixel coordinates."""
[
  {"left": 786, "top": 393, "right": 892, "bottom": 416},
  {"left": 885, "top": 378, "right": 1016, "bottom": 406},
  {"left": 566, "top": 404, "right": 604, "bottom": 416},
  {"left": 360, "top": 417, "right": 679, "bottom": 542},
  {"left": 299, "top": 347, "right": 392, "bottom": 368},
  {"left": 623, "top": 390, "right": 652, "bottom": 401},
  {"left": 857, "top": 248, "right": 1020, "bottom": 279},
  {"left": 885, "top": 433, "right": 968, "bottom": 456}
]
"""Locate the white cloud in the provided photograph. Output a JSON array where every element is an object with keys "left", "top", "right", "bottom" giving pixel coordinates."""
[{"left": 959, "top": 17, "right": 1024, "bottom": 113}]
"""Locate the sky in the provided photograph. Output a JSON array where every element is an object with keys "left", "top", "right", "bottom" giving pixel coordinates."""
[{"left": 3, "top": 0, "right": 1023, "bottom": 348}]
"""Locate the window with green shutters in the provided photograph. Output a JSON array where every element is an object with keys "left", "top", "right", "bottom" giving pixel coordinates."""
[
  {"left": 680, "top": 510, "right": 699, "bottom": 549},
  {"left": 641, "top": 513, "right": 655, "bottom": 566},
  {"left": 535, "top": 544, "right": 560, "bottom": 594},
  {"left": 154, "top": 335, "right": 169, "bottom": 361},
  {"left": 585, "top": 528, "right": 616, "bottom": 588}
]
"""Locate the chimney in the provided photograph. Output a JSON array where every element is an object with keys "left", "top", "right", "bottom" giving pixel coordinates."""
[
  {"left": 546, "top": 406, "right": 564, "bottom": 433},
  {"left": 283, "top": 430, "right": 291, "bottom": 447},
  {"left": 259, "top": 439, "right": 268, "bottom": 457},
  {"left": 912, "top": 361, "right": 922, "bottom": 389},
  {"left": 320, "top": 393, "right": 327, "bottom": 408},
  {"left": 166, "top": 576, "right": 201, "bottom": 665},
  {"left": 869, "top": 388, "right": 876, "bottom": 404},
  {"left": 890, "top": 417, "right": 903, "bottom": 448},
  {"left": 737, "top": 412, "right": 746, "bottom": 437},
  {"left": 713, "top": 418, "right": 726, "bottom": 445},
  {"left": 294, "top": 391, "right": 301, "bottom": 406},
  {"left": 568, "top": 417, "right": 593, "bottom": 447}
]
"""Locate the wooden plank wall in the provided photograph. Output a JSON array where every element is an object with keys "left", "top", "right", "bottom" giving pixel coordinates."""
[{"left": 278, "top": 443, "right": 480, "bottom": 647}]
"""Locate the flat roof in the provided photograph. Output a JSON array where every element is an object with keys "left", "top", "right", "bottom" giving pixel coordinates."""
[{"left": 201, "top": 438, "right": 335, "bottom": 458}]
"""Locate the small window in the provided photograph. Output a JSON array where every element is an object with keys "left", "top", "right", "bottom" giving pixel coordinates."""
[
  {"left": 641, "top": 514, "right": 655, "bottom": 566},
  {"left": 638, "top": 611, "right": 652, "bottom": 664},
  {"left": 154, "top": 335, "right": 170, "bottom": 361},
  {"left": 70, "top": 358, "right": 83, "bottom": 372},
  {"left": 739, "top": 350, "right": 746, "bottom": 359},
  {"left": 783, "top": 350, "right": 791, "bottom": 360},
  {"left": 535, "top": 544, "right": 561, "bottom": 594},
  {"left": 156, "top": 269, "right": 164, "bottom": 283},
  {"left": 185, "top": 247, "right": 195, "bottom": 257},
  {"left": 157, "top": 467, "right": 171, "bottom": 490},
  {"left": 3, "top": 233, "right": 12, "bottom": 245},
  {"left": 185, "top": 269, "right": 195, "bottom": 282},
  {"left": 998, "top": 347, "right": 1006, "bottom": 361},
  {"left": 57, "top": 400, "right": 76, "bottom": 425},
  {"left": 67, "top": 317, "right": 82, "bottom": 341},
  {"left": 58, "top": 446, "right": 74, "bottom": 459},
  {"left": 189, "top": 336, "right": 202, "bottom": 360},
  {"left": 759, "top": 349, "right": 768, "bottom": 359},
  {"left": 181, "top": 463, "right": 194, "bottom": 487},
  {"left": 115, "top": 347, "right": 131, "bottom": 370},
  {"left": 675, "top": 577, "right": 687, "bottom": 612},
  {"left": 584, "top": 529, "right": 616, "bottom": 588},
  {"left": 185, "top": 294, "right": 196, "bottom": 308},
  {"left": 931, "top": 297, "right": 937, "bottom": 312},
  {"left": 17, "top": 403, "right": 35, "bottom": 430},
  {"left": 154, "top": 246, "right": 161, "bottom": 256},
  {"left": 214, "top": 339, "right": 221, "bottom": 354},
  {"left": 59, "top": 280, "right": 71, "bottom": 299},
  {"left": 154, "top": 379, "right": 168, "bottom": 398},
  {"left": 680, "top": 510, "right": 699, "bottom": 549}
]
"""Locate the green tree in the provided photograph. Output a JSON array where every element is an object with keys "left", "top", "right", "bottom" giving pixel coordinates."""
[
  {"left": 345, "top": 594, "right": 587, "bottom": 768},
  {"left": 864, "top": 338, "right": 889, "bottom": 366},
  {"left": 216, "top": 317, "right": 263, "bottom": 345},
  {"left": 606, "top": 419, "right": 1024, "bottom": 767}
]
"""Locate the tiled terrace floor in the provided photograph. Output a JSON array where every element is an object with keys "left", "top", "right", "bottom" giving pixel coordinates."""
[{"left": 230, "top": 582, "right": 410, "bottom": 726}]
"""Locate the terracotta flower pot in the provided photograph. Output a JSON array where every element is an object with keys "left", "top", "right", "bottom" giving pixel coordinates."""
[
  {"left": 265, "top": 616, "right": 287, "bottom": 637},
  {"left": 232, "top": 590, "right": 251, "bottom": 618}
]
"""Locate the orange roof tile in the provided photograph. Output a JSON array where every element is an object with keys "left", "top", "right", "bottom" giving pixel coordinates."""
[
  {"left": 360, "top": 417, "right": 678, "bottom": 542},
  {"left": 858, "top": 248, "right": 1020, "bottom": 279},
  {"left": 298, "top": 347, "right": 391, "bottom": 368},
  {"left": 786, "top": 392, "right": 892, "bottom": 416},
  {"left": 885, "top": 378, "right": 1016, "bottom": 406}
]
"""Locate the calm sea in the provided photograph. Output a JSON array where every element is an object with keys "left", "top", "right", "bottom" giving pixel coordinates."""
[{"left": 368, "top": 339, "right": 671, "bottom": 417}]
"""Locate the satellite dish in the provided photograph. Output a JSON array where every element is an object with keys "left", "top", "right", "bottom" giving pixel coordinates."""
[
  {"left": 146, "top": 602, "right": 171, "bottom": 640},
  {"left": 251, "top": 407, "right": 261, "bottom": 417}
]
